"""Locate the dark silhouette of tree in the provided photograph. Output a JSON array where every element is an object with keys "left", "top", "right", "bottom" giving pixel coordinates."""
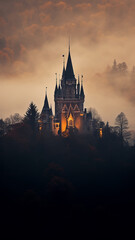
[
  {"left": 111, "top": 60, "right": 128, "bottom": 75},
  {"left": 4, "top": 113, "right": 23, "bottom": 134},
  {"left": 24, "top": 102, "right": 39, "bottom": 133},
  {"left": 89, "top": 108, "right": 101, "bottom": 122},
  {"left": 89, "top": 107, "right": 104, "bottom": 133},
  {"left": 117, "top": 62, "right": 128, "bottom": 74},
  {"left": 10, "top": 113, "right": 22, "bottom": 124},
  {"left": 112, "top": 59, "right": 117, "bottom": 72},
  {"left": 115, "top": 112, "right": 131, "bottom": 144},
  {"left": 4, "top": 113, "right": 22, "bottom": 126},
  {"left": 4, "top": 117, "right": 12, "bottom": 126},
  {"left": 103, "top": 121, "right": 110, "bottom": 137},
  {"left": 0, "top": 119, "right": 5, "bottom": 136}
]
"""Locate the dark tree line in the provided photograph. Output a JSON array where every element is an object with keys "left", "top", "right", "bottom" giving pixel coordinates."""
[
  {"left": 0, "top": 102, "right": 132, "bottom": 146},
  {"left": 0, "top": 102, "right": 135, "bottom": 238}
]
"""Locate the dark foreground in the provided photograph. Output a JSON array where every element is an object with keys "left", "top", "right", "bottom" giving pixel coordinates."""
[{"left": 1, "top": 130, "right": 135, "bottom": 239}]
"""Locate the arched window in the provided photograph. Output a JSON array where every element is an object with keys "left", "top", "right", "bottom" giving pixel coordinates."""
[{"left": 69, "top": 119, "right": 73, "bottom": 126}]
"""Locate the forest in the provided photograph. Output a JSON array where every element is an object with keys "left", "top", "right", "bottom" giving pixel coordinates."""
[{"left": 1, "top": 102, "right": 135, "bottom": 238}]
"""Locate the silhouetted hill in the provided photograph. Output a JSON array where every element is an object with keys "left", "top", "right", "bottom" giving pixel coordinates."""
[{"left": 1, "top": 129, "right": 135, "bottom": 238}]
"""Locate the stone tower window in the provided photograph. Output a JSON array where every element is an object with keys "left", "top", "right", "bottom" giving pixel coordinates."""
[
  {"left": 69, "top": 119, "right": 73, "bottom": 127},
  {"left": 68, "top": 113, "right": 74, "bottom": 128}
]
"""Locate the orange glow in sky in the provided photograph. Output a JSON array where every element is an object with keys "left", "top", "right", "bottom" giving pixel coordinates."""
[{"left": 0, "top": 0, "right": 135, "bottom": 130}]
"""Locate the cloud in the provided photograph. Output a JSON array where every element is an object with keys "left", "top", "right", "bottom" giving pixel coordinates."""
[
  {"left": 39, "top": 1, "right": 53, "bottom": 10},
  {"left": 0, "top": 37, "right": 7, "bottom": 50},
  {"left": 0, "top": 0, "right": 135, "bottom": 73},
  {"left": 0, "top": 0, "right": 135, "bottom": 78},
  {"left": 0, "top": 50, "right": 10, "bottom": 64},
  {"left": 0, "top": 0, "right": 135, "bottom": 129},
  {"left": 0, "top": 16, "right": 6, "bottom": 26},
  {"left": 75, "top": 3, "right": 92, "bottom": 10}
]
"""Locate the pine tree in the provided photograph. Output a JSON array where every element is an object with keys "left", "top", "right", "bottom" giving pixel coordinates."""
[{"left": 24, "top": 102, "right": 39, "bottom": 133}]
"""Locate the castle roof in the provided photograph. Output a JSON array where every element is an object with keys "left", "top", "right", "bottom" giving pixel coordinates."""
[
  {"left": 44, "top": 94, "right": 49, "bottom": 110},
  {"left": 65, "top": 50, "right": 74, "bottom": 79},
  {"left": 41, "top": 89, "right": 49, "bottom": 114}
]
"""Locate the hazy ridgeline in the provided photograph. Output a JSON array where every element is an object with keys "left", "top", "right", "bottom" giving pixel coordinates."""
[{"left": 1, "top": 125, "right": 135, "bottom": 238}]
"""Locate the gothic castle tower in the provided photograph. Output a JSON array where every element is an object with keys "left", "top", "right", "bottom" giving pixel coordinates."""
[
  {"left": 40, "top": 45, "right": 92, "bottom": 136},
  {"left": 39, "top": 88, "right": 53, "bottom": 132},
  {"left": 54, "top": 46, "right": 85, "bottom": 134}
]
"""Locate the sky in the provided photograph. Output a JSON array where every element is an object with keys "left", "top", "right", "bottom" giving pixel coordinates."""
[{"left": 0, "top": 0, "right": 135, "bottom": 129}]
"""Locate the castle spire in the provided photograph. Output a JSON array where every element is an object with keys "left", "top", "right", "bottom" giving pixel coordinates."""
[
  {"left": 44, "top": 87, "right": 49, "bottom": 109},
  {"left": 80, "top": 75, "right": 84, "bottom": 98},
  {"left": 65, "top": 45, "right": 74, "bottom": 79}
]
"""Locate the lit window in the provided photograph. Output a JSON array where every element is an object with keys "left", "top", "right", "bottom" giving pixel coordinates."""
[
  {"left": 69, "top": 120, "right": 73, "bottom": 126},
  {"left": 100, "top": 128, "right": 102, "bottom": 138}
]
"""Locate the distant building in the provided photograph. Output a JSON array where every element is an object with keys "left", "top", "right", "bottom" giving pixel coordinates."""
[{"left": 39, "top": 46, "right": 94, "bottom": 136}]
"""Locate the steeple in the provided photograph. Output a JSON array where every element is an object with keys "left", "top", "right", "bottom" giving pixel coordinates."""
[
  {"left": 65, "top": 47, "right": 74, "bottom": 79},
  {"left": 44, "top": 87, "right": 49, "bottom": 110},
  {"left": 80, "top": 75, "right": 84, "bottom": 99},
  {"left": 62, "top": 55, "right": 66, "bottom": 79}
]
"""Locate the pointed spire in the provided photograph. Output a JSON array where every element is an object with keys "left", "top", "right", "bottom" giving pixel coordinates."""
[
  {"left": 44, "top": 87, "right": 49, "bottom": 109},
  {"left": 65, "top": 48, "right": 74, "bottom": 79},
  {"left": 80, "top": 75, "right": 84, "bottom": 98}
]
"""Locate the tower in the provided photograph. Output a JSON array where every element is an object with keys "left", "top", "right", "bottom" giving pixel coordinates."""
[
  {"left": 54, "top": 46, "right": 85, "bottom": 134},
  {"left": 40, "top": 88, "right": 53, "bottom": 132}
]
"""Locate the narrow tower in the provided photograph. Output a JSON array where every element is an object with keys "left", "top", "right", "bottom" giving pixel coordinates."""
[{"left": 54, "top": 45, "right": 85, "bottom": 134}]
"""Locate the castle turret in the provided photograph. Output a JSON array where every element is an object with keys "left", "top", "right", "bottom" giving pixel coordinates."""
[
  {"left": 42, "top": 88, "right": 49, "bottom": 113},
  {"left": 40, "top": 88, "right": 53, "bottom": 132},
  {"left": 80, "top": 75, "right": 85, "bottom": 100}
]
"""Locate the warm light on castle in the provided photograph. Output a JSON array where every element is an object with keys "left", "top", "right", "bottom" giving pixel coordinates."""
[{"left": 39, "top": 45, "right": 97, "bottom": 136}]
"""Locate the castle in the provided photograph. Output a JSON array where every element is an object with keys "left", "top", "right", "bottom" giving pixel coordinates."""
[{"left": 39, "top": 46, "right": 93, "bottom": 136}]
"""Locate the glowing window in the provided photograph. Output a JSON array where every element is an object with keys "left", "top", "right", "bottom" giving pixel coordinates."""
[{"left": 69, "top": 120, "right": 73, "bottom": 126}]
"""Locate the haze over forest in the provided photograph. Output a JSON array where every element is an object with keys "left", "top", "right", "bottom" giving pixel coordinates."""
[{"left": 0, "top": 0, "right": 135, "bottom": 130}]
